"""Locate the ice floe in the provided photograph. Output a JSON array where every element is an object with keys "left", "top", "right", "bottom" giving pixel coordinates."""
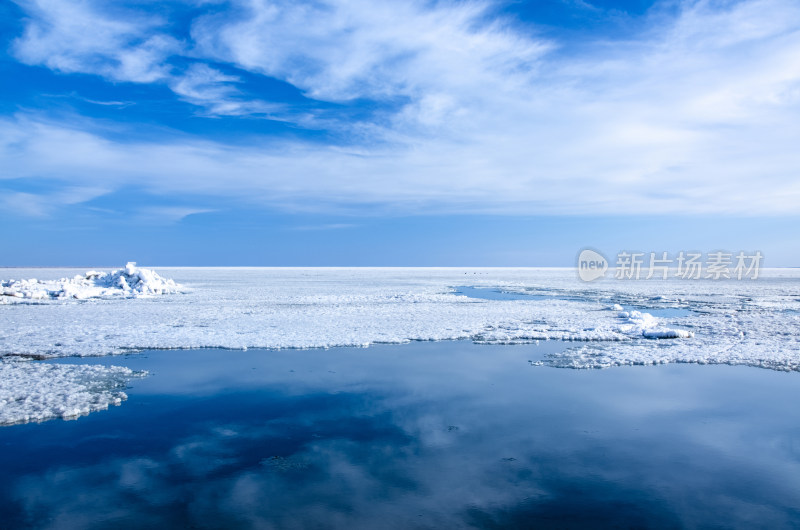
[
  {"left": 0, "top": 359, "right": 144, "bottom": 426},
  {"left": 0, "top": 262, "right": 182, "bottom": 302}
]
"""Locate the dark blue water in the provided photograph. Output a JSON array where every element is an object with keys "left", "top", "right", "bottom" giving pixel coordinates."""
[{"left": 3, "top": 342, "right": 800, "bottom": 529}]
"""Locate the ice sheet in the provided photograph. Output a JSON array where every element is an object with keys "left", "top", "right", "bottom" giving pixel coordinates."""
[
  {"left": 2, "top": 266, "right": 800, "bottom": 425},
  {"left": 1, "top": 267, "right": 710, "bottom": 355}
]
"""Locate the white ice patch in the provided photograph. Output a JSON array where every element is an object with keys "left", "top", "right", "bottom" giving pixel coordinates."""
[
  {"left": 615, "top": 310, "right": 694, "bottom": 339},
  {"left": 0, "top": 262, "right": 182, "bottom": 302},
  {"left": 642, "top": 328, "right": 694, "bottom": 339},
  {"left": 0, "top": 359, "right": 144, "bottom": 426}
]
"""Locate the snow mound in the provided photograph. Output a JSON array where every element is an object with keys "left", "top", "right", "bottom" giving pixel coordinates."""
[
  {"left": 643, "top": 328, "right": 694, "bottom": 339},
  {"left": 616, "top": 310, "right": 693, "bottom": 340},
  {"left": 0, "top": 360, "right": 145, "bottom": 426},
  {"left": 1, "top": 263, "right": 182, "bottom": 302}
]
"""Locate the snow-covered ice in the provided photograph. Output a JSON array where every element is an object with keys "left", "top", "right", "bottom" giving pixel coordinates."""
[
  {"left": 616, "top": 310, "right": 694, "bottom": 339},
  {"left": 0, "top": 359, "right": 143, "bottom": 426},
  {"left": 2, "top": 266, "right": 800, "bottom": 425},
  {"left": 1, "top": 262, "right": 182, "bottom": 302}
]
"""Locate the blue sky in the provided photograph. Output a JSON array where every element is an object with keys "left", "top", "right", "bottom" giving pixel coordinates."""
[{"left": 1, "top": 0, "right": 798, "bottom": 266}]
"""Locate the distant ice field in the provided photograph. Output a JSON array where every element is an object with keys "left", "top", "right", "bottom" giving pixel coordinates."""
[
  {"left": 3, "top": 266, "right": 799, "bottom": 367},
  {"left": 2, "top": 267, "right": 800, "bottom": 425}
]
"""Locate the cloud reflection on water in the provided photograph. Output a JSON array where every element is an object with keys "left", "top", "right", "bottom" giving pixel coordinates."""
[{"left": 6, "top": 342, "right": 800, "bottom": 528}]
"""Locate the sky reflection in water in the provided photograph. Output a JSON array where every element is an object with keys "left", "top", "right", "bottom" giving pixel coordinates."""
[
  {"left": 2, "top": 341, "right": 800, "bottom": 528},
  {"left": 453, "top": 286, "right": 692, "bottom": 318}
]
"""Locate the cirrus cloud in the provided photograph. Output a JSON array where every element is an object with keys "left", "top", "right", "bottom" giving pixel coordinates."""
[{"left": 4, "top": 0, "right": 800, "bottom": 218}]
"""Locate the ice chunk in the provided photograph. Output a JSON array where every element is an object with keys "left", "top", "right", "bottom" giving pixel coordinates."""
[
  {"left": 642, "top": 328, "right": 694, "bottom": 339},
  {"left": 0, "top": 359, "right": 145, "bottom": 426},
  {"left": 0, "top": 263, "right": 182, "bottom": 302}
]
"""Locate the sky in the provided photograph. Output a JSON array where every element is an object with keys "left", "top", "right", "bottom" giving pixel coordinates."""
[{"left": 0, "top": 0, "right": 798, "bottom": 266}]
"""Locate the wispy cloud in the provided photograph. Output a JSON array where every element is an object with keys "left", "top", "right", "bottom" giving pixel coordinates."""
[
  {"left": 0, "top": 184, "right": 110, "bottom": 217},
  {"left": 167, "top": 63, "right": 284, "bottom": 117},
  {"left": 12, "top": 0, "right": 177, "bottom": 83},
  {"left": 11, "top": 0, "right": 271, "bottom": 116},
  {"left": 0, "top": 191, "right": 50, "bottom": 217},
  {"left": 5, "top": 0, "right": 800, "bottom": 216},
  {"left": 191, "top": 0, "right": 552, "bottom": 102},
  {"left": 134, "top": 206, "right": 216, "bottom": 224},
  {"left": 70, "top": 95, "right": 136, "bottom": 108},
  {"left": 289, "top": 223, "right": 357, "bottom": 231}
]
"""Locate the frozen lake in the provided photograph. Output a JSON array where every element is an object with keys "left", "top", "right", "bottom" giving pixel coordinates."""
[{"left": 2, "top": 341, "right": 800, "bottom": 528}]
